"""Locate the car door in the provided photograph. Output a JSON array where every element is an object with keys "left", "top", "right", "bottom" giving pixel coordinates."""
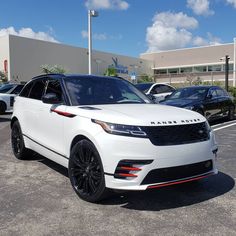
[
  {"left": 9, "top": 85, "right": 24, "bottom": 108},
  {"left": 34, "top": 78, "right": 67, "bottom": 158},
  {"left": 204, "top": 88, "right": 221, "bottom": 120},
  {"left": 215, "top": 87, "right": 230, "bottom": 117}
]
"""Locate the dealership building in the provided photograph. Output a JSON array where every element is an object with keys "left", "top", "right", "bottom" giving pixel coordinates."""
[{"left": 0, "top": 34, "right": 236, "bottom": 86}]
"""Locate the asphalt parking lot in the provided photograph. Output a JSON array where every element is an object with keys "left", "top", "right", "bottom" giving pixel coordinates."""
[{"left": 0, "top": 114, "right": 235, "bottom": 236}]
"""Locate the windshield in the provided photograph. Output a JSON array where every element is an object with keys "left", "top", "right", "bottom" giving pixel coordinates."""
[
  {"left": 64, "top": 76, "right": 151, "bottom": 106},
  {"left": 0, "top": 84, "right": 14, "bottom": 93},
  {"left": 135, "top": 83, "right": 154, "bottom": 93},
  {"left": 168, "top": 87, "right": 208, "bottom": 100}
]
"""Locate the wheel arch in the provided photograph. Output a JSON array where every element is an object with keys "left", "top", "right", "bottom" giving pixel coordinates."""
[
  {"left": 70, "top": 134, "right": 92, "bottom": 153},
  {"left": 11, "top": 116, "right": 18, "bottom": 128}
]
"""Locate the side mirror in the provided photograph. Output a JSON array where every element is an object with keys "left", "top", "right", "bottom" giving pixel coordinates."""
[
  {"left": 165, "top": 94, "right": 170, "bottom": 99},
  {"left": 42, "top": 93, "right": 60, "bottom": 104}
]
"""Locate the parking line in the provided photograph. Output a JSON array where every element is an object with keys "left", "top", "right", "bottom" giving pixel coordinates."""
[
  {"left": 213, "top": 123, "right": 236, "bottom": 131},
  {"left": 211, "top": 120, "right": 236, "bottom": 128}
]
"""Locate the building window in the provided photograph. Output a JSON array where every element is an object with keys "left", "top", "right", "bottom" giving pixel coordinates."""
[
  {"left": 208, "top": 65, "right": 222, "bottom": 72},
  {"left": 193, "top": 66, "right": 207, "bottom": 72},
  {"left": 154, "top": 69, "right": 167, "bottom": 74},
  {"left": 223, "top": 63, "right": 233, "bottom": 72},
  {"left": 168, "top": 68, "right": 179, "bottom": 74},
  {"left": 180, "top": 67, "right": 193, "bottom": 73}
]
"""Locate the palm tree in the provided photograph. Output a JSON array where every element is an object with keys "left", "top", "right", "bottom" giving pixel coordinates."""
[{"left": 40, "top": 65, "right": 66, "bottom": 74}]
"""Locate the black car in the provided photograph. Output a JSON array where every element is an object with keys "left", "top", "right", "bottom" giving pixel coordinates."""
[{"left": 160, "top": 86, "right": 235, "bottom": 121}]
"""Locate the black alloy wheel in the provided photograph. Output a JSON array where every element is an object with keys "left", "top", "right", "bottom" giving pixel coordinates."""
[
  {"left": 228, "top": 106, "right": 235, "bottom": 121},
  {"left": 69, "top": 139, "right": 108, "bottom": 202},
  {"left": 11, "top": 121, "right": 30, "bottom": 159}
]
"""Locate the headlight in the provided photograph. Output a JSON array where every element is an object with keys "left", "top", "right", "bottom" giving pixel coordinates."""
[{"left": 92, "top": 119, "right": 147, "bottom": 138}]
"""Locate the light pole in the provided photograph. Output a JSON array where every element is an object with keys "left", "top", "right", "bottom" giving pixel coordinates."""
[
  {"left": 233, "top": 37, "right": 236, "bottom": 87},
  {"left": 88, "top": 10, "right": 98, "bottom": 75},
  {"left": 220, "top": 55, "right": 230, "bottom": 92}
]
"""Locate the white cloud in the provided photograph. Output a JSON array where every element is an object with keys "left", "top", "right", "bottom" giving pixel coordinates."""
[
  {"left": 81, "top": 30, "right": 122, "bottom": 41},
  {"left": 146, "top": 12, "right": 197, "bottom": 52},
  {"left": 85, "top": 0, "right": 129, "bottom": 10},
  {"left": 81, "top": 30, "right": 88, "bottom": 38},
  {"left": 0, "top": 26, "right": 58, "bottom": 42},
  {"left": 187, "top": 0, "right": 214, "bottom": 16},
  {"left": 146, "top": 11, "right": 222, "bottom": 52},
  {"left": 193, "top": 33, "right": 222, "bottom": 46},
  {"left": 153, "top": 11, "right": 198, "bottom": 29},
  {"left": 225, "top": 0, "right": 236, "bottom": 8}
]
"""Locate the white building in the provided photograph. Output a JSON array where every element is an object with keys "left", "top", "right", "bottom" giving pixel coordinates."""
[
  {"left": 140, "top": 41, "right": 236, "bottom": 86},
  {"left": 0, "top": 34, "right": 236, "bottom": 86},
  {"left": 0, "top": 34, "right": 153, "bottom": 82}
]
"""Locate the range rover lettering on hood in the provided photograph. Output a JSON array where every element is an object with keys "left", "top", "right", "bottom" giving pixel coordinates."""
[{"left": 150, "top": 119, "right": 201, "bottom": 125}]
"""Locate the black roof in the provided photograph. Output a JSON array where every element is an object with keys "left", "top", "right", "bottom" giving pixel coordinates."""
[{"left": 32, "top": 74, "right": 124, "bottom": 81}]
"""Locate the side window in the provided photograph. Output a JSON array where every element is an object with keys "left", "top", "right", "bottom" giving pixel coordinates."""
[
  {"left": 152, "top": 85, "right": 173, "bottom": 94},
  {"left": 28, "top": 80, "right": 47, "bottom": 100},
  {"left": 208, "top": 88, "right": 218, "bottom": 98},
  {"left": 20, "top": 82, "right": 34, "bottom": 98},
  {"left": 45, "top": 80, "right": 64, "bottom": 102},
  {"left": 11, "top": 85, "right": 24, "bottom": 94},
  {"left": 216, "top": 88, "right": 228, "bottom": 97}
]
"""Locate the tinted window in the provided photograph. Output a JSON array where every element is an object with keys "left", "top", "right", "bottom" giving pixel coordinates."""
[
  {"left": 20, "top": 82, "right": 34, "bottom": 98},
  {"left": 151, "top": 84, "right": 174, "bottom": 94},
  {"left": 0, "top": 84, "right": 15, "bottom": 93},
  {"left": 168, "top": 87, "right": 208, "bottom": 100},
  {"left": 64, "top": 77, "right": 150, "bottom": 105},
  {"left": 216, "top": 88, "right": 228, "bottom": 97},
  {"left": 208, "top": 88, "right": 218, "bottom": 98},
  {"left": 28, "top": 80, "right": 46, "bottom": 100},
  {"left": 45, "top": 80, "right": 64, "bottom": 102},
  {"left": 10, "top": 85, "right": 24, "bottom": 94},
  {"left": 135, "top": 83, "right": 154, "bottom": 93}
]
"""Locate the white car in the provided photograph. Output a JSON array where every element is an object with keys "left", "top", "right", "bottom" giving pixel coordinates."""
[
  {"left": 0, "top": 83, "right": 24, "bottom": 114},
  {"left": 136, "top": 82, "right": 175, "bottom": 102},
  {"left": 11, "top": 74, "right": 218, "bottom": 202}
]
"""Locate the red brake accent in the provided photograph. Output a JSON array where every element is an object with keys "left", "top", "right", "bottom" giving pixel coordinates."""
[
  {"left": 120, "top": 166, "right": 142, "bottom": 171},
  {"left": 51, "top": 109, "right": 76, "bottom": 118},
  {"left": 118, "top": 173, "right": 138, "bottom": 177},
  {"left": 147, "top": 173, "right": 214, "bottom": 189}
]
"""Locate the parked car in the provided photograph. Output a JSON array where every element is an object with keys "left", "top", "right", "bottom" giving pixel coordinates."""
[
  {"left": 135, "top": 82, "right": 175, "bottom": 102},
  {"left": 11, "top": 74, "right": 218, "bottom": 202},
  {"left": 160, "top": 86, "right": 235, "bottom": 121},
  {"left": 0, "top": 83, "right": 24, "bottom": 114}
]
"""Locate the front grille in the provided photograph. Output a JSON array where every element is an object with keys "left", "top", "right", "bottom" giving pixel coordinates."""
[
  {"left": 141, "top": 160, "right": 213, "bottom": 185},
  {"left": 142, "top": 122, "right": 209, "bottom": 146}
]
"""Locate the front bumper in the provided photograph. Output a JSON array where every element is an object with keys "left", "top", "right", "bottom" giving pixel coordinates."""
[{"left": 93, "top": 131, "right": 218, "bottom": 190}]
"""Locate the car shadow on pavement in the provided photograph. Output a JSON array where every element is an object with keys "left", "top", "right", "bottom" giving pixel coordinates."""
[
  {"left": 100, "top": 172, "right": 235, "bottom": 211},
  {"left": 26, "top": 155, "right": 234, "bottom": 211},
  {"left": 0, "top": 117, "right": 11, "bottom": 122}
]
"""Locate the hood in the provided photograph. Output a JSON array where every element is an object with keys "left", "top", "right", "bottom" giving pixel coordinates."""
[
  {"left": 160, "top": 99, "right": 199, "bottom": 108},
  {"left": 66, "top": 104, "right": 205, "bottom": 126}
]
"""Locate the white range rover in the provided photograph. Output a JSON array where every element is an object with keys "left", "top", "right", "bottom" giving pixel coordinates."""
[{"left": 11, "top": 74, "right": 218, "bottom": 202}]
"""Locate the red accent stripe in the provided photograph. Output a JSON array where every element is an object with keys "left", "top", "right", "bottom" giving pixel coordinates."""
[
  {"left": 147, "top": 173, "right": 214, "bottom": 189},
  {"left": 120, "top": 166, "right": 142, "bottom": 171},
  {"left": 51, "top": 109, "right": 76, "bottom": 118},
  {"left": 118, "top": 173, "right": 138, "bottom": 177}
]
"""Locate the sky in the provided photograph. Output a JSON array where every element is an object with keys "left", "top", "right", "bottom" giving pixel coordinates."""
[{"left": 0, "top": 0, "right": 236, "bottom": 57}]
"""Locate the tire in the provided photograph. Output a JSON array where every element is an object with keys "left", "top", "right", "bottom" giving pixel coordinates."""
[
  {"left": 0, "top": 101, "right": 6, "bottom": 114},
  {"left": 11, "top": 120, "right": 32, "bottom": 160},
  {"left": 68, "top": 139, "right": 109, "bottom": 202},
  {"left": 227, "top": 106, "right": 235, "bottom": 121}
]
